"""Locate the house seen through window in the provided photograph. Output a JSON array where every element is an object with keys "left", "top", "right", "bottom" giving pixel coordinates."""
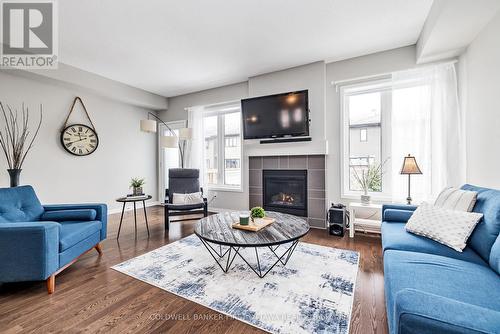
[{"left": 203, "top": 105, "right": 242, "bottom": 189}]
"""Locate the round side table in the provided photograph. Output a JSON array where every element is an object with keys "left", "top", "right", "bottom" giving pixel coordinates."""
[{"left": 116, "top": 195, "right": 152, "bottom": 239}]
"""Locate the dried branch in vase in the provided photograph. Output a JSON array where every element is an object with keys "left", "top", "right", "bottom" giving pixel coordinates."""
[{"left": 0, "top": 102, "right": 43, "bottom": 170}]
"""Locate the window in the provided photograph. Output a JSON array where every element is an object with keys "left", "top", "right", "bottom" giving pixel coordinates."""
[
  {"left": 225, "top": 159, "right": 240, "bottom": 168},
  {"left": 341, "top": 80, "right": 391, "bottom": 198},
  {"left": 360, "top": 128, "right": 367, "bottom": 142},
  {"left": 341, "top": 64, "right": 461, "bottom": 202},
  {"left": 203, "top": 104, "right": 242, "bottom": 190},
  {"left": 225, "top": 136, "right": 239, "bottom": 147},
  {"left": 158, "top": 120, "right": 186, "bottom": 202}
]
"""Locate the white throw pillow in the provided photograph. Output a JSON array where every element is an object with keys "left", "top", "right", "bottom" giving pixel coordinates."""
[
  {"left": 434, "top": 187, "right": 477, "bottom": 212},
  {"left": 172, "top": 192, "right": 204, "bottom": 205},
  {"left": 405, "top": 203, "right": 483, "bottom": 252}
]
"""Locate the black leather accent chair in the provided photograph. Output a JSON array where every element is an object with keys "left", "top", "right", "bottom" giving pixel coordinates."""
[{"left": 164, "top": 168, "right": 208, "bottom": 230}]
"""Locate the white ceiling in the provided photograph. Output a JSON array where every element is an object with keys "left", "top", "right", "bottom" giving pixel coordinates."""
[
  {"left": 417, "top": 0, "right": 500, "bottom": 63},
  {"left": 59, "top": 0, "right": 433, "bottom": 97}
]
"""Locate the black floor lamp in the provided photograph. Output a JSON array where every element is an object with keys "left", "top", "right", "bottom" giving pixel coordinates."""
[{"left": 400, "top": 154, "right": 422, "bottom": 205}]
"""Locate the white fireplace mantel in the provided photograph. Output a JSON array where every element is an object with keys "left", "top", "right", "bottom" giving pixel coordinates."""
[{"left": 243, "top": 139, "right": 328, "bottom": 157}]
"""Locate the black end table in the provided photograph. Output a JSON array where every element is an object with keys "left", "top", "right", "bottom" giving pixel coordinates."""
[{"left": 116, "top": 195, "right": 152, "bottom": 239}]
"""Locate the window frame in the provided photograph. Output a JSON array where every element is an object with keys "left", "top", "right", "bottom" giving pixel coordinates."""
[
  {"left": 203, "top": 104, "right": 243, "bottom": 192},
  {"left": 340, "top": 79, "right": 393, "bottom": 200},
  {"left": 359, "top": 128, "right": 368, "bottom": 142},
  {"left": 158, "top": 120, "right": 187, "bottom": 202}
]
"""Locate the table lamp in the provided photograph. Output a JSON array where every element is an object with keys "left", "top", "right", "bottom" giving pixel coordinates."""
[{"left": 400, "top": 154, "right": 422, "bottom": 204}]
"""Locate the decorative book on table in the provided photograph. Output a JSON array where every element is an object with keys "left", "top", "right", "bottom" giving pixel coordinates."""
[
  {"left": 126, "top": 194, "right": 148, "bottom": 200},
  {"left": 232, "top": 217, "right": 275, "bottom": 232}
]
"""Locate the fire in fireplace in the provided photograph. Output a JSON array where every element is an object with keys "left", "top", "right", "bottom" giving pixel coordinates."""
[
  {"left": 271, "top": 192, "right": 300, "bottom": 206},
  {"left": 263, "top": 169, "right": 307, "bottom": 216}
]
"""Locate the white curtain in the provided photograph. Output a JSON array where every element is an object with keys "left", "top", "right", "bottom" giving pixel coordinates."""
[
  {"left": 186, "top": 106, "right": 206, "bottom": 188},
  {"left": 391, "top": 63, "right": 464, "bottom": 203}
]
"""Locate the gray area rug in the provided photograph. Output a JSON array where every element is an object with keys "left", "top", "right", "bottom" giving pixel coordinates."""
[{"left": 112, "top": 234, "right": 359, "bottom": 334}]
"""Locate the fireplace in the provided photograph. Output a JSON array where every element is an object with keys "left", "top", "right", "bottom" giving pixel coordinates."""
[{"left": 263, "top": 170, "right": 307, "bottom": 217}]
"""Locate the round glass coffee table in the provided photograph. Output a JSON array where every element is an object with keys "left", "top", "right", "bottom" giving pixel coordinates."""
[{"left": 194, "top": 211, "right": 309, "bottom": 278}]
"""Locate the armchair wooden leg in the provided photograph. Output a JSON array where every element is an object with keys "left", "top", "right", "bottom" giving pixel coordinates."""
[
  {"left": 95, "top": 243, "right": 102, "bottom": 255},
  {"left": 46, "top": 275, "right": 55, "bottom": 294},
  {"left": 164, "top": 207, "right": 169, "bottom": 230}
]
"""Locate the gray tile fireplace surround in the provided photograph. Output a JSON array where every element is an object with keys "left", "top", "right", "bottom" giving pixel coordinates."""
[{"left": 249, "top": 155, "right": 326, "bottom": 229}]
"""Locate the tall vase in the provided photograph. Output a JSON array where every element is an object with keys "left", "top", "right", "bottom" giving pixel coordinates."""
[
  {"left": 360, "top": 189, "right": 371, "bottom": 205},
  {"left": 7, "top": 169, "right": 21, "bottom": 187}
]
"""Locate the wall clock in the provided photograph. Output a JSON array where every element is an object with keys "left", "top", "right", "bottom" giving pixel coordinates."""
[{"left": 60, "top": 97, "right": 99, "bottom": 156}]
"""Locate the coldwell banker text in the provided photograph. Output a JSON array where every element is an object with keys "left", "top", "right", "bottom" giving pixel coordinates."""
[{"left": 1, "top": 0, "right": 58, "bottom": 69}]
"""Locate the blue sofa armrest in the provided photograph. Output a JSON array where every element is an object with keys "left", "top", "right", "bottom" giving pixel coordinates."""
[
  {"left": 382, "top": 204, "right": 418, "bottom": 223},
  {"left": 0, "top": 222, "right": 60, "bottom": 282},
  {"left": 394, "top": 289, "right": 500, "bottom": 334},
  {"left": 43, "top": 204, "right": 107, "bottom": 239}
]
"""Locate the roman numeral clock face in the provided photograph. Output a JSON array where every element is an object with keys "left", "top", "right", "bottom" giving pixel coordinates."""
[{"left": 61, "top": 124, "right": 99, "bottom": 156}]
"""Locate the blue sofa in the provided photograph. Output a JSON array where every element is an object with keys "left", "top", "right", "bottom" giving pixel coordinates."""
[
  {"left": 0, "top": 185, "right": 107, "bottom": 294},
  {"left": 381, "top": 184, "right": 500, "bottom": 334}
]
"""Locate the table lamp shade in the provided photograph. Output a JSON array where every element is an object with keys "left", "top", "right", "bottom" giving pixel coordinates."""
[
  {"left": 400, "top": 154, "right": 422, "bottom": 175},
  {"left": 140, "top": 119, "right": 157, "bottom": 133},
  {"left": 178, "top": 128, "right": 193, "bottom": 140},
  {"left": 161, "top": 135, "right": 178, "bottom": 148}
]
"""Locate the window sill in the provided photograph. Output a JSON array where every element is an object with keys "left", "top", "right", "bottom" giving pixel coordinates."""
[
  {"left": 341, "top": 193, "right": 393, "bottom": 202},
  {"left": 207, "top": 186, "right": 243, "bottom": 193}
]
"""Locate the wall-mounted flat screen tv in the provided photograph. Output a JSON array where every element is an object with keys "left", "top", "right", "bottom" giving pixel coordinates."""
[{"left": 241, "top": 90, "right": 309, "bottom": 140}]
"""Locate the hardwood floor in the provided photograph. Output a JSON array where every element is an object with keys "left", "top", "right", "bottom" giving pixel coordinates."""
[{"left": 0, "top": 206, "right": 388, "bottom": 334}]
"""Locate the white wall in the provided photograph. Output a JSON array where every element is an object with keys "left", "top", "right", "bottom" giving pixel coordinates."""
[
  {"left": 160, "top": 82, "right": 248, "bottom": 122},
  {"left": 162, "top": 47, "right": 420, "bottom": 210},
  {"left": 0, "top": 71, "right": 158, "bottom": 212},
  {"left": 248, "top": 61, "right": 326, "bottom": 142},
  {"left": 24, "top": 63, "right": 168, "bottom": 110},
  {"left": 244, "top": 62, "right": 328, "bottom": 157},
  {"left": 161, "top": 62, "right": 329, "bottom": 210},
  {"left": 460, "top": 12, "right": 500, "bottom": 189}
]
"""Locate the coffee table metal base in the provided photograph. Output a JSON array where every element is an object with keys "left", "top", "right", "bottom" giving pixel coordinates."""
[{"left": 198, "top": 237, "right": 300, "bottom": 278}]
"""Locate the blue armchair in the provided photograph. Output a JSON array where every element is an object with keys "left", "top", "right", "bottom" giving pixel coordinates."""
[{"left": 0, "top": 185, "right": 107, "bottom": 294}]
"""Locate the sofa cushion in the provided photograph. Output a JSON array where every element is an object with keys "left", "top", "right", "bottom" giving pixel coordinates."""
[
  {"left": 489, "top": 234, "right": 500, "bottom": 275},
  {"left": 58, "top": 221, "right": 102, "bottom": 252},
  {"left": 383, "top": 209, "right": 415, "bottom": 223},
  {"left": 461, "top": 184, "right": 500, "bottom": 262},
  {"left": 59, "top": 231, "right": 101, "bottom": 268},
  {"left": 381, "top": 221, "right": 487, "bottom": 266},
  {"left": 168, "top": 168, "right": 200, "bottom": 200},
  {"left": 41, "top": 209, "right": 97, "bottom": 222},
  {"left": 434, "top": 186, "right": 477, "bottom": 212},
  {"left": 0, "top": 185, "right": 44, "bottom": 223},
  {"left": 384, "top": 249, "right": 500, "bottom": 334},
  {"left": 405, "top": 203, "right": 483, "bottom": 252}
]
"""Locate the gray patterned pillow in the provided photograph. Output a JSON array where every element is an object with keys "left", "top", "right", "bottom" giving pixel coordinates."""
[
  {"left": 406, "top": 203, "right": 483, "bottom": 252},
  {"left": 434, "top": 186, "right": 477, "bottom": 212}
]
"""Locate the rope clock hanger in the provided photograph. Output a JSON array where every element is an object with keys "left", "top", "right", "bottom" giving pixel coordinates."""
[{"left": 60, "top": 96, "right": 99, "bottom": 156}]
